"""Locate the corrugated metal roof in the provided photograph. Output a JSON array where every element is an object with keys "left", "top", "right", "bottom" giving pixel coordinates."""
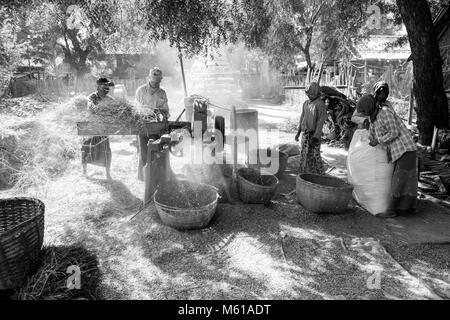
[{"left": 353, "top": 35, "right": 411, "bottom": 61}]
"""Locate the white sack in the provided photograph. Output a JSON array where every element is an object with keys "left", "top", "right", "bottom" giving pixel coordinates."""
[{"left": 347, "top": 129, "right": 394, "bottom": 215}]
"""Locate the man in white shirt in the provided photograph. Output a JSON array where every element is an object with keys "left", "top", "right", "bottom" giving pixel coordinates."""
[
  {"left": 134, "top": 67, "right": 170, "bottom": 180},
  {"left": 135, "top": 67, "right": 170, "bottom": 119}
]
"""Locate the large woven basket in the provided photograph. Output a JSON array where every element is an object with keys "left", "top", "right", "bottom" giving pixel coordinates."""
[
  {"left": 247, "top": 149, "right": 289, "bottom": 178},
  {"left": 296, "top": 174, "right": 353, "bottom": 213},
  {"left": 237, "top": 168, "right": 279, "bottom": 204},
  {"left": 0, "top": 198, "right": 45, "bottom": 290},
  {"left": 154, "top": 182, "right": 218, "bottom": 230}
]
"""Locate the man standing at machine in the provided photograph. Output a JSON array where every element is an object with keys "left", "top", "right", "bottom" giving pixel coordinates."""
[{"left": 135, "top": 67, "right": 171, "bottom": 180}]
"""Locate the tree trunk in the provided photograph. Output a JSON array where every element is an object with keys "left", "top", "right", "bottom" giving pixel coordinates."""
[
  {"left": 303, "top": 49, "right": 312, "bottom": 73},
  {"left": 64, "top": 28, "right": 92, "bottom": 77},
  {"left": 396, "top": 0, "right": 449, "bottom": 145}
]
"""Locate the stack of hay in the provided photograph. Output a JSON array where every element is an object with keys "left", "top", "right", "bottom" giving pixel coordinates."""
[
  {"left": 57, "top": 95, "right": 147, "bottom": 129},
  {"left": 91, "top": 98, "right": 143, "bottom": 127},
  {"left": 0, "top": 118, "right": 77, "bottom": 190}
]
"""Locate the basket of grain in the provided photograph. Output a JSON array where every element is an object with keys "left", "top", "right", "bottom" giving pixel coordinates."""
[
  {"left": 296, "top": 174, "right": 353, "bottom": 213},
  {"left": 154, "top": 181, "right": 219, "bottom": 230},
  {"left": 237, "top": 168, "right": 279, "bottom": 204},
  {"left": 0, "top": 197, "right": 45, "bottom": 290}
]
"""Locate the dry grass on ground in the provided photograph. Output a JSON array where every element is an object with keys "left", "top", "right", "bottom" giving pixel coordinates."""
[
  {"left": 14, "top": 245, "right": 102, "bottom": 300},
  {"left": 1, "top": 98, "right": 78, "bottom": 191},
  {"left": 2, "top": 135, "right": 447, "bottom": 300},
  {"left": 0, "top": 97, "right": 448, "bottom": 300}
]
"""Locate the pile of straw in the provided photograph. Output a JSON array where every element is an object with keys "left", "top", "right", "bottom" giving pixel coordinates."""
[
  {"left": 54, "top": 95, "right": 90, "bottom": 122},
  {"left": 56, "top": 96, "right": 145, "bottom": 126},
  {"left": 14, "top": 245, "right": 102, "bottom": 300},
  {"left": 92, "top": 98, "right": 143, "bottom": 126},
  {"left": 0, "top": 119, "right": 77, "bottom": 190}
]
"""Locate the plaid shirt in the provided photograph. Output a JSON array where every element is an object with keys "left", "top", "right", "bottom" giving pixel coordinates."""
[{"left": 369, "top": 106, "right": 417, "bottom": 163}]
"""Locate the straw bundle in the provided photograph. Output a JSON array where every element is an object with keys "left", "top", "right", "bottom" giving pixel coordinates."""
[
  {"left": 14, "top": 245, "right": 102, "bottom": 300},
  {"left": 90, "top": 98, "right": 143, "bottom": 126}
]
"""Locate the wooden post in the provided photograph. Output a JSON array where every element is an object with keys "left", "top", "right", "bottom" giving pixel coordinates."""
[
  {"left": 431, "top": 126, "right": 439, "bottom": 152},
  {"left": 161, "top": 147, "right": 173, "bottom": 187},
  {"left": 231, "top": 106, "right": 238, "bottom": 175},
  {"left": 317, "top": 62, "right": 324, "bottom": 85},
  {"left": 305, "top": 67, "right": 311, "bottom": 86},
  {"left": 408, "top": 85, "right": 414, "bottom": 125},
  {"left": 178, "top": 46, "right": 188, "bottom": 97},
  {"left": 364, "top": 59, "right": 368, "bottom": 84},
  {"left": 144, "top": 140, "right": 158, "bottom": 204}
]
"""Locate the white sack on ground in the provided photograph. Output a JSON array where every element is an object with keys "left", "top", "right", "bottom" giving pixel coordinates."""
[{"left": 347, "top": 129, "right": 394, "bottom": 215}]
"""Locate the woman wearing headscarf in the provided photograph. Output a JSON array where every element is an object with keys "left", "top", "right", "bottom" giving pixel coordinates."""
[
  {"left": 355, "top": 90, "right": 418, "bottom": 218},
  {"left": 373, "top": 81, "right": 394, "bottom": 110},
  {"left": 295, "top": 82, "right": 327, "bottom": 174}
]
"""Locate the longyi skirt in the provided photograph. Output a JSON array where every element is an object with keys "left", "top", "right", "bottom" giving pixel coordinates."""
[
  {"left": 390, "top": 151, "right": 417, "bottom": 213},
  {"left": 81, "top": 136, "right": 111, "bottom": 168},
  {"left": 298, "top": 132, "right": 325, "bottom": 175}
]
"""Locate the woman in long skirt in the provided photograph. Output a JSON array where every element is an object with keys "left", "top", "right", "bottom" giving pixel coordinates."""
[
  {"left": 81, "top": 78, "right": 114, "bottom": 180},
  {"left": 295, "top": 82, "right": 328, "bottom": 174}
]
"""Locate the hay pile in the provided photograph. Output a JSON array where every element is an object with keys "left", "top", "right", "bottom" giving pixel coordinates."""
[
  {"left": 0, "top": 118, "right": 77, "bottom": 190},
  {"left": 0, "top": 94, "right": 58, "bottom": 117},
  {"left": 92, "top": 98, "right": 141, "bottom": 124},
  {"left": 55, "top": 95, "right": 90, "bottom": 122},
  {"left": 14, "top": 245, "right": 102, "bottom": 300},
  {"left": 56, "top": 95, "right": 145, "bottom": 127}
]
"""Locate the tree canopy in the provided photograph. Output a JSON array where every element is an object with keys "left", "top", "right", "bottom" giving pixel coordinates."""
[{"left": 229, "top": 0, "right": 373, "bottom": 70}]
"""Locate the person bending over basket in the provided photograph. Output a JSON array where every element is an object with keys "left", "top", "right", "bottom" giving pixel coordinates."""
[
  {"left": 295, "top": 82, "right": 327, "bottom": 174},
  {"left": 81, "top": 77, "right": 115, "bottom": 180},
  {"left": 355, "top": 93, "right": 418, "bottom": 218}
]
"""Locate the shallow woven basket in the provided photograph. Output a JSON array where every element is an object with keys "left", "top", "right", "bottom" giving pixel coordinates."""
[
  {"left": 154, "top": 183, "right": 219, "bottom": 230},
  {"left": 0, "top": 197, "right": 45, "bottom": 290},
  {"left": 237, "top": 168, "right": 279, "bottom": 204},
  {"left": 296, "top": 174, "right": 353, "bottom": 213}
]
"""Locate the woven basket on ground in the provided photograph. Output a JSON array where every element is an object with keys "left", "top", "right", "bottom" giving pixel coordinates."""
[
  {"left": 237, "top": 168, "right": 279, "bottom": 204},
  {"left": 0, "top": 197, "right": 45, "bottom": 290},
  {"left": 247, "top": 149, "right": 289, "bottom": 178},
  {"left": 154, "top": 182, "right": 218, "bottom": 230},
  {"left": 296, "top": 174, "right": 353, "bottom": 213}
]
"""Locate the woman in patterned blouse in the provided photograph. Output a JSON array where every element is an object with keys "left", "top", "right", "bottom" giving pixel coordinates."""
[{"left": 355, "top": 86, "right": 418, "bottom": 218}]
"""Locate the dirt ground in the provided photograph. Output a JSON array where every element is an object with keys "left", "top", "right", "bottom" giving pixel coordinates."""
[{"left": 1, "top": 98, "right": 449, "bottom": 300}]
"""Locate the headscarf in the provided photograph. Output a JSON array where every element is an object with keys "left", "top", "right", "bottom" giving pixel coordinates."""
[
  {"left": 373, "top": 81, "right": 389, "bottom": 103},
  {"left": 149, "top": 67, "right": 163, "bottom": 87},
  {"left": 305, "top": 82, "right": 320, "bottom": 101},
  {"left": 355, "top": 94, "right": 379, "bottom": 122}
]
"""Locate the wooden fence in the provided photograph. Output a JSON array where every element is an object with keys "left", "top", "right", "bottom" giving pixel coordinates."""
[{"left": 8, "top": 76, "right": 148, "bottom": 98}]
